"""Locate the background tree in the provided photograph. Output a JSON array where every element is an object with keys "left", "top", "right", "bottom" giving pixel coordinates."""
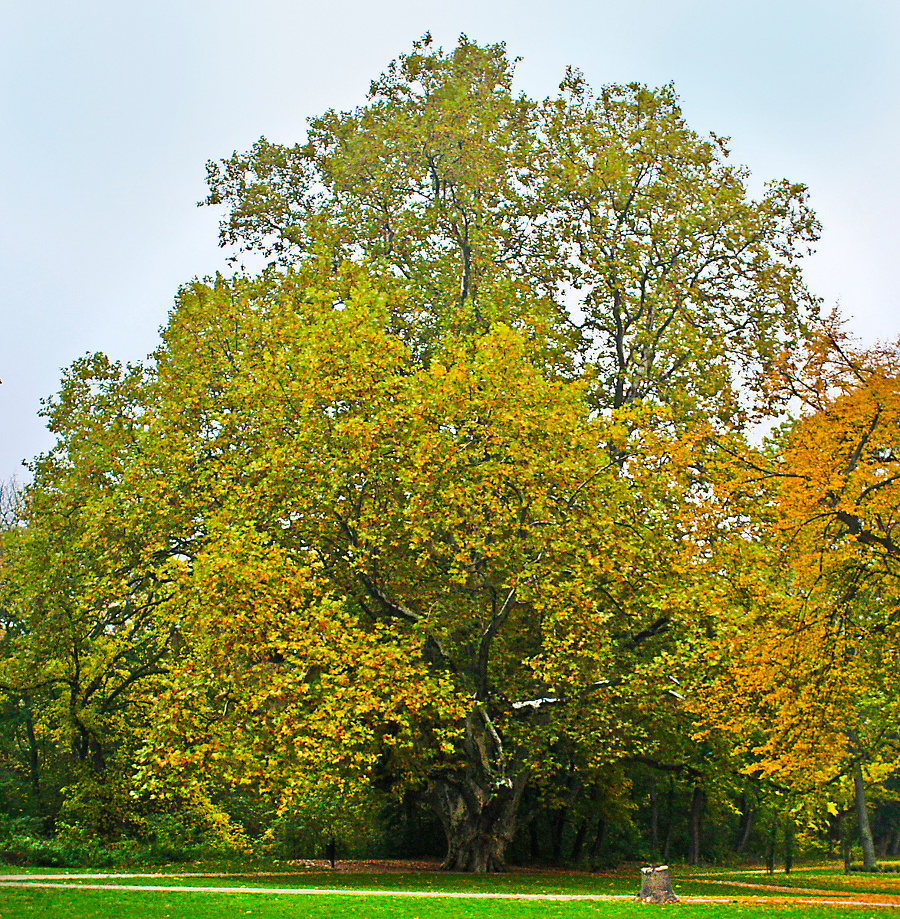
[
  {"left": 698, "top": 316, "right": 900, "bottom": 869},
  {"left": 0, "top": 356, "right": 176, "bottom": 837}
]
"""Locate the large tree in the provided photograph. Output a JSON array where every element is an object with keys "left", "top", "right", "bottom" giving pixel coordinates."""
[
  {"left": 192, "top": 40, "right": 821, "bottom": 866},
  {"left": 136, "top": 267, "right": 728, "bottom": 871},
  {"left": 9, "top": 36, "right": 825, "bottom": 869}
]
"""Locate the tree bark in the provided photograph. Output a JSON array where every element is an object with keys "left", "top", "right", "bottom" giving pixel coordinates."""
[
  {"left": 662, "top": 777, "right": 674, "bottom": 861},
  {"left": 429, "top": 776, "right": 525, "bottom": 871},
  {"left": 23, "top": 694, "right": 41, "bottom": 802},
  {"left": 735, "top": 798, "right": 754, "bottom": 855},
  {"left": 649, "top": 780, "right": 660, "bottom": 858},
  {"left": 589, "top": 815, "right": 606, "bottom": 871},
  {"left": 848, "top": 730, "right": 878, "bottom": 871},
  {"left": 784, "top": 818, "right": 794, "bottom": 874},
  {"left": 853, "top": 760, "right": 878, "bottom": 870},
  {"left": 428, "top": 708, "right": 527, "bottom": 872},
  {"left": 841, "top": 814, "right": 851, "bottom": 874},
  {"left": 571, "top": 817, "right": 589, "bottom": 863},
  {"left": 529, "top": 818, "right": 540, "bottom": 862},
  {"left": 688, "top": 786, "right": 705, "bottom": 865},
  {"left": 639, "top": 865, "right": 678, "bottom": 903},
  {"left": 550, "top": 806, "right": 567, "bottom": 864}
]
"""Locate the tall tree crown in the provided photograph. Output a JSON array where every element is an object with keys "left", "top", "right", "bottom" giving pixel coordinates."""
[{"left": 205, "top": 36, "right": 820, "bottom": 427}]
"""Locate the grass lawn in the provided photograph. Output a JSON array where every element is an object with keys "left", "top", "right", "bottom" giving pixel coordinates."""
[
  {"left": 3, "top": 863, "right": 899, "bottom": 919},
  {"left": 0, "top": 888, "right": 892, "bottom": 919},
  {"left": 691, "top": 869, "right": 900, "bottom": 900}
]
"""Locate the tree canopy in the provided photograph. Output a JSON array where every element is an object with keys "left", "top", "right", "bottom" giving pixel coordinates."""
[{"left": 206, "top": 35, "right": 819, "bottom": 425}]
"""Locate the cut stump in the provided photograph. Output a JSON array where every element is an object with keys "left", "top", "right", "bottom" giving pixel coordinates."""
[{"left": 639, "top": 865, "right": 678, "bottom": 903}]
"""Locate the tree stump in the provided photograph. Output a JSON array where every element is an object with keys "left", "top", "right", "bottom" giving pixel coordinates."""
[{"left": 639, "top": 865, "right": 678, "bottom": 903}]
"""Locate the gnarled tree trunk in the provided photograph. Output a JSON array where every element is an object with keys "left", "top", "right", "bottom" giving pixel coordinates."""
[
  {"left": 428, "top": 707, "right": 528, "bottom": 872},
  {"left": 430, "top": 774, "right": 526, "bottom": 871}
]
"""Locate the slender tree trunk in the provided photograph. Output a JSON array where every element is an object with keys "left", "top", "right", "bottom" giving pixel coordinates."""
[
  {"left": 23, "top": 694, "right": 41, "bottom": 803},
  {"left": 571, "top": 817, "right": 589, "bottom": 863},
  {"left": 529, "top": 818, "right": 540, "bottom": 862},
  {"left": 766, "top": 819, "right": 776, "bottom": 875},
  {"left": 841, "top": 813, "right": 851, "bottom": 874},
  {"left": 784, "top": 818, "right": 794, "bottom": 874},
  {"left": 848, "top": 729, "right": 878, "bottom": 871},
  {"left": 826, "top": 813, "right": 838, "bottom": 858},
  {"left": 550, "top": 807, "right": 567, "bottom": 864},
  {"left": 853, "top": 760, "right": 878, "bottom": 870},
  {"left": 649, "top": 780, "right": 660, "bottom": 858},
  {"left": 662, "top": 777, "right": 674, "bottom": 861},
  {"left": 528, "top": 819, "right": 540, "bottom": 862},
  {"left": 688, "top": 786, "right": 705, "bottom": 865},
  {"left": 736, "top": 796, "right": 755, "bottom": 855},
  {"left": 589, "top": 815, "right": 606, "bottom": 870}
]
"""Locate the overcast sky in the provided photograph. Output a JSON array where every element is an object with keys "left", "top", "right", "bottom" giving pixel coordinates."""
[{"left": 2, "top": 0, "right": 899, "bottom": 483}]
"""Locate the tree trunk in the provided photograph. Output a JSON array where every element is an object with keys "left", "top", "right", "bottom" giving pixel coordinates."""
[
  {"left": 853, "top": 760, "right": 878, "bottom": 870},
  {"left": 571, "top": 817, "right": 589, "bottom": 863},
  {"left": 736, "top": 800, "right": 754, "bottom": 855},
  {"left": 848, "top": 729, "right": 878, "bottom": 871},
  {"left": 662, "top": 777, "right": 674, "bottom": 861},
  {"left": 841, "top": 814, "right": 851, "bottom": 874},
  {"left": 688, "top": 786, "right": 705, "bottom": 865},
  {"left": 529, "top": 818, "right": 540, "bottom": 862},
  {"left": 649, "top": 780, "right": 660, "bottom": 858},
  {"left": 589, "top": 815, "right": 606, "bottom": 871},
  {"left": 550, "top": 806, "right": 567, "bottom": 864},
  {"left": 784, "top": 818, "right": 794, "bottom": 874},
  {"left": 430, "top": 776, "right": 525, "bottom": 871},
  {"left": 639, "top": 865, "right": 678, "bottom": 903},
  {"left": 23, "top": 695, "right": 41, "bottom": 801},
  {"left": 428, "top": 708, "right": 527, "bottom": 872}
]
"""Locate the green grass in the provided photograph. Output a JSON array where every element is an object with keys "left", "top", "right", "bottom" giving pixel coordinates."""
[
  {"left": 0, "top": 867, "right": 848, "bottom": 899},
  {"left": 0, "top": 869, "right": 635, "bottom": 894},
  {"left": 0, "top": 888, "right": 892, "bottom": 919},
  {"left": 689, "top": 868, "right": 900, "bottom": 900},
  {"left": 3, "top": 864, "right": 899, "bottom": 919}
]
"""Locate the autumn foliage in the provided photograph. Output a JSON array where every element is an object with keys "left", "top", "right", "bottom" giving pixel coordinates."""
[{"left": 2, "top": 37, "right": 897, "bottom": 871}]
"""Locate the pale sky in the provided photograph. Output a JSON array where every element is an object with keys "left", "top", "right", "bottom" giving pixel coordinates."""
[{"left": 2, "top": 0, "right": 899, "bottom": 483}]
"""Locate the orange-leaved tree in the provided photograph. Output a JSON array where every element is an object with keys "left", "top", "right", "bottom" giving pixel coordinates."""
[{"left": 701, "top": 316, "right": 900, "bottom": 868}]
